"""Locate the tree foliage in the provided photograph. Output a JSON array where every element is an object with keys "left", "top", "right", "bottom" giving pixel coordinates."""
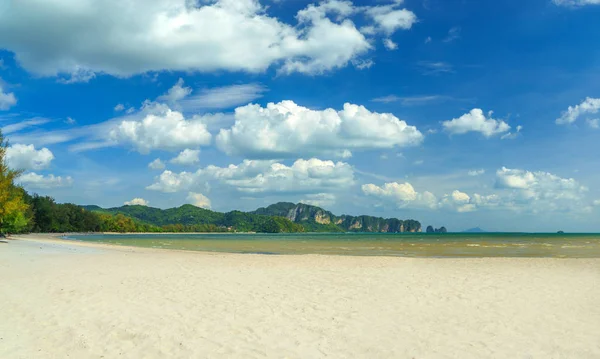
[{"left": 0, "top": 131, "right": 30, "bottom": 235}]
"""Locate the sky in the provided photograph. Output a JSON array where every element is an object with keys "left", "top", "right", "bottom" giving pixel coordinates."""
[{"left": 1, "top": 0, "right": 599, "bottom": 232}]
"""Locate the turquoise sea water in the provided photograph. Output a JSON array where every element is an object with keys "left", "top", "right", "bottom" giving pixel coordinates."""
[{"left": 67, "top": 232, "right": 600, "bottom": 258}]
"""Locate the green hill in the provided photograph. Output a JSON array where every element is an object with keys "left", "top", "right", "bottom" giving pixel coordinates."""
[
  {"left": 84, "top": 204, "right": 304, "bottom": 233},
  {"left": 84, "top": 202, "right": 421, "bottom": 233}
]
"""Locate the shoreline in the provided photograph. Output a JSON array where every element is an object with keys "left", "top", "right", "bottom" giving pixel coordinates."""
[{"left": 2, "top": 235, "right": 599, "bottom": 358}]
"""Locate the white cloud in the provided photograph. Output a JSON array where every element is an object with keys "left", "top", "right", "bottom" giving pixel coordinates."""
[
  {"left": 439, "top": 190, "right": 476, "bottom": 213},
  {"left": 6, "top": 144, "right": 54, "bottom": 170},
  {"left": 468, "top": 169, "right": 485, "bottom": 176},
  {"left": 362, "top": 182, "right": 438, "bottom": 209},
  {"left": 124, "top": 198, "right": 149, "bottom": 206},
  {"left": 109, "top": 104, "right": 212, "bottom": 154},
  {"left": 593, "top": 199, "right": 600, "bottom": 206},
  {"left": 553, "top": 0, "right": 600, "bottom": 6},
  {"left": 148, "top": 158, "right": 166, "bottom": 170},
  {"left": 443, "top": 109, "right": 511, "bottom": 137},
  {"left": 424, "top": 36, "right": 432, "bottom": 43},
  {"left": 586, "top": 118, "right": 599, "bottom": 129},
  {"left": 1, "top": 118, "right": 50, "bottom": 135},
  {"left": 351, "top": 59, "right": 374, "bottom": 70},
  {"left": 187, "top": 192, "right": 212, "bottom": 209},
  {"left": 179, "top": 83, "right": 267, "bottom": 111},
  {"left": 300, "top": 193, "right": 336, "bottom": 207},
  {"left": 363, "top": 166, "right": 593, "bottom": 214},
  {"left": 0, "top": 82, "right": 17, "bottom": 110},
  {"left": 114, "top": 103, "right": 125, "bottom": 112},
  {"left": 494, "top": 167, "right": 590, "bottom": 212},
  {"left": 65, "top": 117, "right": 76, "bottom": 125},
  {"left": 170, "top": 149, "right": 200, "bottom": 166},
  {"left": 216, "top": 101, "right": 423, "bottom": 159},
  {"left": 500, "top": 125, "right": 523, "bottom": 140},
  {"left": 17, "top": 173, "right": 73, "bottom": 189},
  {"left": 383, "top": 38, "right": 398, "bottom": 50},
  {"left": 556, "top": 97, "right": 600, "bottom": 125},
  {"left": 0, "top": 0, "right": 416, "bottom": 78},
  {"left": 148, "top": 158, "right": 355, "bottom": 195},
  {"left": 364, "top": 3, "right": 417, "bottom": 35},
  {"left": 157, "top": 78, "right": 192, "bottom": 104},
  {"left": 56, "top": 67, "right": 96, "bottom": 84}
]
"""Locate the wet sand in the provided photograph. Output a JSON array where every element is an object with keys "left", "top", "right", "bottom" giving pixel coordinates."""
[{"left": 1, "top": 235, "right": 599, "bottom": 358}]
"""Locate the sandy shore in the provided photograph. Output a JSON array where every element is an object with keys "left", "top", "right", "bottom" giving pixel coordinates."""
[{"left": 1, "top": 235, "right": 599, "bottom": 358}]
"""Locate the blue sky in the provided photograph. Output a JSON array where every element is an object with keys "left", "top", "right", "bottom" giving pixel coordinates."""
[{"left": 1, "top": 0, "right": 599, "bottom": 232}]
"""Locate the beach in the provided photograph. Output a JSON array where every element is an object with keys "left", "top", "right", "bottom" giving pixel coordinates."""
[{"left": 1, "top": 235, "right": 599, "bottom": 358}]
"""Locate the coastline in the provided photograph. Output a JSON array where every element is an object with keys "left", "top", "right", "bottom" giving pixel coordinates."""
[{"left": 1, "top": 235, "right": 599, "bottom": 358}]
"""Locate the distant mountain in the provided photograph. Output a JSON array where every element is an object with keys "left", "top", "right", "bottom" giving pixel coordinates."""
[
  {"left": 85, "top": 202, "right": 422, "bottom": 233},
  {"left": 463, "top": 227, "right": 486, "bottom": 233},
  {"left": 251, "top": 202, "right": 421, "bottom": 233}
]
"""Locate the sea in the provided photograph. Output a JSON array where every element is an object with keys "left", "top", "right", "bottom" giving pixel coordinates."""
[{"left": 66, "top": 232, "right": 600, "bottom": 258}]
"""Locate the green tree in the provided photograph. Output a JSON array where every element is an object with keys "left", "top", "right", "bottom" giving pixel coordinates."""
[{"left": 0, "top": 130, "right": 30, "bottom": 235}]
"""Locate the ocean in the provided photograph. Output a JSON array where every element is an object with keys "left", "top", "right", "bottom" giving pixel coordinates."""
[{"left": 66, "top": 232, "right": 600, "bottom": 258}]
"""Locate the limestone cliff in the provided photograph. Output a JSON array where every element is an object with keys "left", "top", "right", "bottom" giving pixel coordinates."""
[{"left": 251, "top": 202, "right": 421, "bottom": 233}]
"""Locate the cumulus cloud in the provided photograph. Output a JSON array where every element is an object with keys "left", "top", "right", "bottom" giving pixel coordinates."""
[
  {"left": 170, "top": 149, "right": 200, "bottom": 166},
  {"left": 0, "top": 0, "right": 416, "bottom": 78},
  {"left": 187, "top": 192, "right": 212, "bottom": 209},
  {"left": 148, "top": 158, "right": 166, "bottom": 170},
  {"left": 439, "top": 190, "right": 477, "bottom": 213},
  {"left": 216, "top": 101, "right": 423, "bottom": 159},
  {"left": 362, "top": 166, "right": 592, "bottom": 213},
  {"left": 0, "top": 82, "right": 17, "bottom": 110},
  {"left": 65, "top": 117, "right": 76, "bottom": 125},
  {"left": 556, "top": 97, "right": 600, "bottom": 125},
  {"left": 443, "top": 109, "right": 511, "bottom": 137},
  {"left": 364, "top": 3, "right": 417, "bottom": 34},
  {"left": 491, "top": 167, "right": 591, "bottom": 213},
  {"left": 147, "top": 158, "right": 355, "bottom": 195},
  {"left": 124, "top": 198, "right": 149, "bottom": 206},
  {"left": 114, "top": 104, "right": 125, "bottom": 112},
  {"left": 587, "top": 118, "right": 599, "bottom": 129},
  {"left": 17, "top": 173, "right": 73, "bottom": 189},
  {"left": 6, "top": 144, "right": 54, "bottom": 170},
  {"left": 109, "top": 104, "right": 212, "bottom": 154},
  {"left": 361, "top": 182, "right": 438, "bottom": 209}
]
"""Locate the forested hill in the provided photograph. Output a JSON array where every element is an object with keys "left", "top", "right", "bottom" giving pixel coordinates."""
[
  {"left": 85, "top": 202, "right": 421, "bottom": 233},
  {"left": 81, "top": 204, "right": 303, "bottom": 233},
  {"left": 251, "top": 202, "right": 421, "bottom": 233}
]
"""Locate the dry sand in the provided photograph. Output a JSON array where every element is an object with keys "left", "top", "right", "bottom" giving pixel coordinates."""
[{"left": 1, "top": 235, "right": 599, "bottom": 359}]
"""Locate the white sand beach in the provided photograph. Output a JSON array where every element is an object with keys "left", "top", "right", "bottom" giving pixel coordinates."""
[{"left": 1, "top": 235, "right": 599, "bottom": 359}]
